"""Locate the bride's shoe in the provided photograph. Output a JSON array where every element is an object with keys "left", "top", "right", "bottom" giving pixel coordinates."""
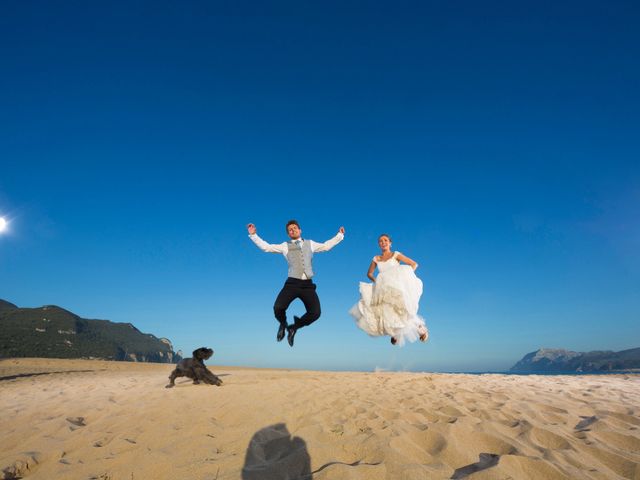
[
  {"left": 390, "top": 337, "right": 397, "bottom": 345},
  {"left": 418, "top": 326, "right": 428, "bottom": 342}
]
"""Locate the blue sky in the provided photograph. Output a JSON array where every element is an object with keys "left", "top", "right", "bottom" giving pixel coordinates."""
[{"left": 1, "top": 1, "right": 639, "bottom": 372}]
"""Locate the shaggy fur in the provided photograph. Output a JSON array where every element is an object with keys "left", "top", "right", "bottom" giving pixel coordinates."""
[{"left": 165, "top": 347, "right": 222, "bottom": 388}]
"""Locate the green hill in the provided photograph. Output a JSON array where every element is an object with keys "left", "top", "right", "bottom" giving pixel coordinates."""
[
  {"left": 0, "top": 300, "right": 181, "bottom": 363},
  {"left": 0, "top": 299, "right": 18, "bottom": 314}
]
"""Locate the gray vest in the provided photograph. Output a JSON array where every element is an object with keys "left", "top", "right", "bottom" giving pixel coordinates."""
[{"left": 286, "top": 240, "right": 314, "bottom": 279}]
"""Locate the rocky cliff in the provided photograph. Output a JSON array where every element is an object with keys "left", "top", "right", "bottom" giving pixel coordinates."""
[{"left": 510, "top": 347, "right": 640, "bottom": 373}]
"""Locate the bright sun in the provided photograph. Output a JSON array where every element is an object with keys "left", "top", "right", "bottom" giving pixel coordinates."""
[{"left": 0, "top": 217, "right": 7, "bottom": 232}]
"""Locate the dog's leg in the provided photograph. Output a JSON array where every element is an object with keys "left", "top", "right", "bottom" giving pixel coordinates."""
[
  {"left": 165, "top": 369, "right": 179, "bottom": 388},
  {"left": 200, "top": 368, "right": 223, "bottom": 386},
  {"left": 206, "top": 371, "right": 223, "bottom": 386},
  {"left": 210, "top": 374, "right": 223, "bottom": 386},
  {"left": 193, "top": 366, "right": 209, "bottom": 385}
]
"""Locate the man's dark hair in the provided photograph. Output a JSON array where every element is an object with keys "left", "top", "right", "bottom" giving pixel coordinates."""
[{"left": 286, "top": 219, "right": 300, "bottom": 231}]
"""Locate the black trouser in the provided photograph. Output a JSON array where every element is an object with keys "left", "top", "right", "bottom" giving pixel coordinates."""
[{"left": 273, "top": 277, "right": 321, "bottom": 329}]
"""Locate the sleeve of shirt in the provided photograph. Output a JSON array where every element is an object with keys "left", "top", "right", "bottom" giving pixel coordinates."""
[
  {"left": 310, "top": 232, "right": 344, "bottom": 253},
  {"left": 249, "top": 234, "right": 288, "bottom": 254}
]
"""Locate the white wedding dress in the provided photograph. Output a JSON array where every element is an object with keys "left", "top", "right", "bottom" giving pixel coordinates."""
[{"left": 349, "top": 252, "right": 428, "bottom": 346}]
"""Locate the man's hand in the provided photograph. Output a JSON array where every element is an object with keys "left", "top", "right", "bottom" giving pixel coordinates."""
[
  {"left": 247, "top": 223, "right": 257, "bottom": 235},
  {"left": 339, "top": 226, "right": 345, "bottom": 234}
]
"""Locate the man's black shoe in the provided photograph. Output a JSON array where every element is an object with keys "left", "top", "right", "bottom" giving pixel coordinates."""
[
  {"left": 287, "top": 326, "right": 297, "bottom": 347},
  {"left": 277, "top": 323, "right": 287, "bottom": 342}
]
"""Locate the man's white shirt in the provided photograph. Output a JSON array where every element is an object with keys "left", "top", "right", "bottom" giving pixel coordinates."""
[{"left": 248, "top": 232, "right": 344, "bottom": 257}]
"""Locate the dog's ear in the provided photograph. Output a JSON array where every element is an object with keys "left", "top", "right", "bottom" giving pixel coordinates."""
[{"left": 193, "top": 348, "right": 204, "bottom": 359}]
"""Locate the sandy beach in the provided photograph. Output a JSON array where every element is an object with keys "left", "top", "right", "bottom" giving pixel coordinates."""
[{"left": 1, "top": 358, "right": 639, "bottom": 479}]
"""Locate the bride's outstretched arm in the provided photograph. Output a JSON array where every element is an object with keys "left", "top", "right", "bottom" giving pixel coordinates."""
[
  {"left": 396, "top": 253, "right": 418, "bottom": 271},
  {"left": 367, "top": 261, "right": 377, "bottom": 282}
]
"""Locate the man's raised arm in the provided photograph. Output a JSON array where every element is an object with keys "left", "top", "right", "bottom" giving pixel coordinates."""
[
  {"left": 311, "top": 226, "right": 345, "bottom": 253},
  {"left": 247, "top": 223, "right": 287, "bottom": 253}
]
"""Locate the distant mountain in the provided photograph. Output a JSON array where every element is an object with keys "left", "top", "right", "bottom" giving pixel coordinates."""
[
  {"left": 510, "top": 347, "right": 640, "bottom": 373},
  {"left": 0, "top": 300, "right": 182, "bottom": 363}
]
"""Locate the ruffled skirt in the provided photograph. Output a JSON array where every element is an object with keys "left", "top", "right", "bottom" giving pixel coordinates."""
[{"left": 349, "top": 265, "right": 428, "bottom": 346}]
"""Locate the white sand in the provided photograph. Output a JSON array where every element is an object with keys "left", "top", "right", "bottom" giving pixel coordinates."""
[{"left": 1, "top": 358, "right": 639, "bottom": 479}]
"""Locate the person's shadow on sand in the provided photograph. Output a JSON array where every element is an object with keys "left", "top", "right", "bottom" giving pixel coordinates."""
[{"left": 242, "top": 423, "right": 311, "bottom": 480}]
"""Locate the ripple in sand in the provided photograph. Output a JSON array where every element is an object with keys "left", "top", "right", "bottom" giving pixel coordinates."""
[
  {"left": 329, "top": 424, "right": 344, "bottom": 436},
  {"left": 575, "top": 415, "right": 598, "bottom": 431},
  {"left": 599, "top": 410, "right": 640, "bottom": 428},
  {"left": 408, "top": 429, "right": 447, "bottom": 455},
  {"left": 497, "top": 454, "right": 571, "bottom": 480},
  {"left": 451, "top": 452, "right": 500, "bottom": 479},
  {"left": 468, "top": 431, "right": 518, "bottom": 455},
  {"left": 414, "top": 407, "right": 440, "bottom": 423},
  {"left": 389, "top": 435, "right": 436, "bottom": 464},
  {"left": 582, "top": 444, "right": 640, "bottom": 479},
  {"left": 439, "top": 406, "right": 464, "bottom": 417},
  {"left": 530, "top": 427, "right": 572, "bottom": 450},
  {"left": 591, "top": 430, "right": 640, "bottom": 454},
  {"left": 1, "top": 452, "right": 43, "bottom": 479},
  {"left": 66, "top": 416, "right": 86, "bottom": 431}
]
